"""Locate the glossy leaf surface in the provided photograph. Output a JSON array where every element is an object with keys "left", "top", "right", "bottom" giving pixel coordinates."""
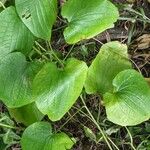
[
  {"left": 33, "top": 59, "right": 88, "bottom": 121},
  {"left": 15, "top": 0, "right": 57, "bottom": 39},
  {"left": 0, "top": 7, "right": 34, "bottom": 58},
  {"left": 0, "top": 53, "right": 43, "bottom": 108},
  {"left": 62, "top": 0, "right": 119, "bottom": 44},
  {"left": 104, "top": 69, "right": 150, "bottom": 126},
  {"left": 85, "top": 41, "right": 132, "bottom": 95}
]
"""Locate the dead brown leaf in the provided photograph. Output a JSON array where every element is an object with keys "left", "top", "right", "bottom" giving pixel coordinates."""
[{"left": 135, "top": 34, "right": 150, "bottom": 50}]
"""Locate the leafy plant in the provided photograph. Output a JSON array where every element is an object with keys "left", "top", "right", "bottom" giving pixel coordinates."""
[
  {"left": 21, "top": 122, "right": 75, "bottom": 150},
  {"left": 0, "top": 0, "right": 150, "bottom": 149},
  {"left": 8, "top": 102, "right": 44, "bottom": 126},
  {"left": 84, "top": 41, "right": 132, "bottom": 95},
  {"left": 15, "top": 0, "right": 57, "bottom": 39},
  {"left": 33, "top": 58, "right": 88, "bottom": 121},
  {"left": 85, "top": 41, "right": 150, "bottom": 126},
  {"left": 61, "top": 0, "right": 119, "bottom": 44},
  {"left": 104, "top": 69, "right": 150, "bottom": 126},
  {"left": 0, "top": 52, "right": 43, "bottom": 108},
  {"left": 0, "top": 7, "right": 34, "bottom": 58}
]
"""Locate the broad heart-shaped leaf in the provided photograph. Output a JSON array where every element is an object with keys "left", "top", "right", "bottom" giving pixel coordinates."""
[
  {"left": 33, "top": 59, "right": 88, "bottom": 121},
  {"left": 21, "top": 122, "right": 74, "bottom": 150},
  {"left": 0, "top": 7, "right": 34, "bottom": 58},
  {"left": 8, "top": 103, "right": 44, "bottom": 126},
  {"left": 84, "top": 41, "right": 132, "bottom": 95},
  {"left": 61, "top": 0, "right": 119, "bottom": 44},
  {"left": 0, "top": 52, "right": 43, "bottom": 108},
  {"left": 104, "top": 69, "right": 150, "bottom": 126},
  {"left": 15, "top": 0, "right": 57, "bottom": 40}
]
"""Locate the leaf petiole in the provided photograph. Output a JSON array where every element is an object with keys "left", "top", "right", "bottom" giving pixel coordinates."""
[
  {"left": 0, "top": 1, "right": 6, "bottom": 9},
  {"left": 0, "top": 123, "right": 16, "bottom": 129},
  {"left": 80, "top": 95, "right": 119, "bottom": 150}
]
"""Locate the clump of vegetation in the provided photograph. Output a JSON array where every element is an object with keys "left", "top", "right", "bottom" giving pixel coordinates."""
[{"left": 0, "top": 0, "right": 150, "bottom": 149}]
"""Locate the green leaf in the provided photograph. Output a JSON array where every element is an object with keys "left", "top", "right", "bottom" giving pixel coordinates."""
[
  {"left": 0, "top": 52, "right": 43, "bottom": 108},
  {"left": 0, "top": 7, "right": 34, "bottom": 58},
  {"left": 33, "top": 59, "right": 88, "bottom": 121},
  {"left": 83, "top": 126, "right": 96, "bottom": 142},
  {"left": 85, "top": 41, "right": 132, "bottom": 95},
  {"left": 61, "top": 0, "right": 119, "bottom": 44},
  {"left": 15, "top": 0, "right": 57, "bottom": 40},
  {"left": 8, "top": 103, "right": 44, "bottom": 126},
  {"left": 104, "top": 69, "right": 150, "bottom": 126},
  {"left": 21, "top": 122, "right": 74, "bottom": 150}
]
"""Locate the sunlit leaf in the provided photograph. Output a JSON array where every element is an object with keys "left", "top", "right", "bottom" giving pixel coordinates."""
[
  {"left": 15, "top": 0, "right": 57, "bottom": 40},
  {"left": 104, "top": 69, "right": 150, "bottom": 126},
  {"left": 85, "top": 41, "right": 131, "bottom": 95},
  {"left": 62, "top": 0, "right": 119, "bottom": 44},
  {"left": 0, "top": 53, "right": 43, "bottom": 108},
  {"left": 21, "top": 122, "right": 74, "bottom": 150},
  {"left": 0, "top": 7, "right": 34, "bottom": 58},
  {"left": 33, "top": 59, "right": 88, "bottom": 121}
]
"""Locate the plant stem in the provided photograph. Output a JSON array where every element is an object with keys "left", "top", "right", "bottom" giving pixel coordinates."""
[
  {"left": 35, "top": 41, "right": 64, "bottom": 67},
  {"left": 63, "top": 44, "right": 75, "bottom": 61},
  {"left": 92, "top": 37, "right": 104, "bottom": 45},
  {"left": 33, "top": 46, "right": 49, "bottom": 60},
  {"left": 47, "top": 41, "right": 64, "bottom": 67},
  {"left": 107, "top": 136, "right": 120, "bottom": 150},
  {"left": 72, "top": 106, "right": 94, "bottom": 121},
  {"left": 0, "top": 116, "right": 7, "bottom": 122},
  {"left": 0, "top": 1, "right": 6, "bottom": 9},
  {"left": 119, "top": 17, "right": 149, "bottom": 23},
  {"left": 125, "top": 127, "right": 136, "bottom": 150},
  {"left": 52, "top": 25, "right": 67, "bottom": 32},
  {"left": 96, "top": 98, "right": 101, "bottom": 123},
  {"left": 119, "top": 17, "right": 136, "bottom": 22},
  {"left": 57, "top": 106, "right": 85, "bottom": 131},
  {"left": 0, "top": 123, "right": 15, "bottom": 129},
  {"left": 125, "top": 7, "right": 150, "bottom": 23},
  {"left": 35, "top": 41, "right": 47, "bottom": 52},
  {"left": 73, "top": 105, "right": 120, "bottom": 150},
  {"left": 80, "top": 95, "right": 114, "bottom": 150}
]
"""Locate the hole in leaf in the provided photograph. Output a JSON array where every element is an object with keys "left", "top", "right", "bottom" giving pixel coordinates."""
[{"left": 22, "top": 10, "right": 31, "bottom": 19}]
